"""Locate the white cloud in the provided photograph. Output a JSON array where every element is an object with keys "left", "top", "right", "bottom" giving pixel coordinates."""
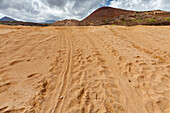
[
  {"left": 0, "top": 0, "right": 108, "bottom": 22},
  {"left": 109, "top": 0, "right": 170, "bottom": 11},
  {"left": 0, "top": 13, "right": 4, "bottom": 18}
]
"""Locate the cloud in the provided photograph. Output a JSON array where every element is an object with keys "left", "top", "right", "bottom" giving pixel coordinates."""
[
  {"left": 0, "top": 13, "right": 4, "bottom": 18},
  {"left": 0, "top": 0, "right": 108, "bottom": 22},
  {"left": 109, "top": 0, "right": 170, "bottom": 11}
]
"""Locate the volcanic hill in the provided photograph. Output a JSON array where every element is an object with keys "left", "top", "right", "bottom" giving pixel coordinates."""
[
  {"left": 51, "top": 7, "right": 170, "bottom": 26},
  {"left": 51, "top": 7, "right": 134, "bottom": 26},
  {"left": 82, "top": 7, "right": 134, "bottom": 22}
]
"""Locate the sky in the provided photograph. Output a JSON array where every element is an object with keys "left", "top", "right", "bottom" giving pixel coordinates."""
[{"left": 0, "top": 0, "right": 169, "bottom": 22}]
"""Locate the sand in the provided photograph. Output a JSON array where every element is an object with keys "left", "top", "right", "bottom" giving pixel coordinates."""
[{"left": 0, "top": 25, "right": 170, "bottom": 113}]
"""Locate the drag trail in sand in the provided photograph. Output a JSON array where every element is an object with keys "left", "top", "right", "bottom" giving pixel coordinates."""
[{"left": 0, "top": 25, "right": 170, "bottom": 113}]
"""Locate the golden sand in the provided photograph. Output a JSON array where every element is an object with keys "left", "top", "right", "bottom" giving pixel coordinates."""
[{"left": 0, "top": 25, "right": 170, "bottom": 113}]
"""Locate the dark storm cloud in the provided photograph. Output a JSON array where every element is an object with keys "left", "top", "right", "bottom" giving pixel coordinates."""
[
  {"left": 41, "top": 0, "right": 106, "bottom": 18},
  {"left": 41, "top": 0, "right": 67, "bottom": 8},
  {"left": 0, "top": 0, "right": 107, "bottom": 22},
  {"left": 0, "top": 0, "right": 169, "bottom": 22},
  {"left": 0, "top": 0, "right": 39, "bottom": 14}
]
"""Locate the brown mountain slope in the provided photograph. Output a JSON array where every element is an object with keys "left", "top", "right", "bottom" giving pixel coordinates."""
[
  {"left": 50, "top": 7, "right": 170, "bottom": 26},
  {"left": 51, "top": 19, "right": 80, "bottom": 26},
  {"left": 82, "top": 7, "right": 134, "bottom": 22},
  {"left": 155, "top": 12, "right": 170, "bottom": 17}
]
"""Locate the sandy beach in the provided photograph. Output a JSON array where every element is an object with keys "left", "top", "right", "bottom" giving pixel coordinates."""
[{"left": 0, "top": 25, "right": 170, "bottom": 113}]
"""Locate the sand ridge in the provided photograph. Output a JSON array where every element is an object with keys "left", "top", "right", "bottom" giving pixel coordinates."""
[{"left": 0, "top": 25, "right": 170, "bottom": 113}]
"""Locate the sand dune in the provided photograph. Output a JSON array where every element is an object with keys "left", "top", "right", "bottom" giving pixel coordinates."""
[{"left": 0, "top": 25, "right": 170, "bottom": 113}]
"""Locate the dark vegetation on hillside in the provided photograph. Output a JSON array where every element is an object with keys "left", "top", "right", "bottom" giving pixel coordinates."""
[
  {"left": 81, "top": 11, "right": 170, "bottom": 26},
  {"left": 0, "top": 21, "right": 49, "bottom": 26}
]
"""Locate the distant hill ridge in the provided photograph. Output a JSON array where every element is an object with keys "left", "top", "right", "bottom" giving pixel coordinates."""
[
  {"left": 0, "top": 16, "right": 17, "bottom": 21},
  {"left": 0, "top": 16, "right": 48, "bottom": 26}
]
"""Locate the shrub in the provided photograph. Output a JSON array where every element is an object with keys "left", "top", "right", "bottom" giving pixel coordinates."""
[
  {"left": 43, "top": 23, "right": 50, "bottom": 26},
  {"left": 136, "top": 19, "right": 143, "bottom": 22},
  {"left": 135, "top": 11, "right": 140, "bottom": 14},
  {"left": 165, "top": 18, "right": 170, "bottom": 21},
  {"left": 89, "top": 21, "right": 93, "bottom": 23},
  {"left": 9, "top": 21, "right": 15, "bottom": 23},
  {"left": 132, "top": 19, "right": 136, "bottom": 22},
  {"left": 121, "top": 20, "right": 126, "bottom": 23},
  {"left": 147, "top": 18, "right": 156, "bottom": 22},
  {"left": 132, "top": 19, "right": 142, "bottom": 22},
  {"left": 138, "top": 20, "right": 143, "bottom": 22},
  {"left": 105, "top": 22, "right": 109, "bottom": 24},
  {"left": 112, "top": 24, "right": 116, "bottom": 25}
]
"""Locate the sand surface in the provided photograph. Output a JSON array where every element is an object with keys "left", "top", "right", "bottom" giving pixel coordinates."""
[{"left": 0, "top": 25, "right": 170, "bottom": 113}]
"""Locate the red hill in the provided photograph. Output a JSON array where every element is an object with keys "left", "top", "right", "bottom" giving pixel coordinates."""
[
  {"left": 82, "top": 7, "right": 134, "bottom": 22},
  {"left": 51, "top": 7, "right": 170, "bottom": 26}
]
